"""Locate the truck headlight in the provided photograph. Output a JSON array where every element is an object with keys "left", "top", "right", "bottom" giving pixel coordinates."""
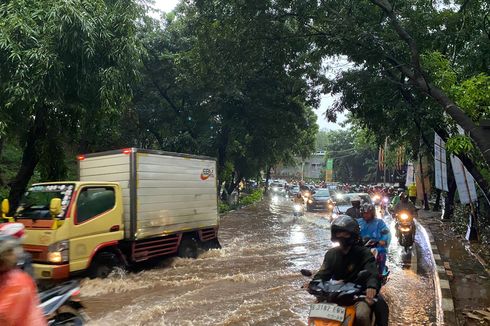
[{"left": 48, "top": 240, "right": 69, "bottom": 263}]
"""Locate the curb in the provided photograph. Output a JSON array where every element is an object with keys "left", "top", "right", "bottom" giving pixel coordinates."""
[{"left": 418, "top": 221, "right": 458, "bottom": 326}]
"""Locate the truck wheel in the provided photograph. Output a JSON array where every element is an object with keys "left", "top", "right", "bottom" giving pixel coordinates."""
[
  {"left": 88, "top": 252, "right": 118, "bottom": 279},
  {"left": 178, "top": 236, "right": 199, "bottom": 258}
]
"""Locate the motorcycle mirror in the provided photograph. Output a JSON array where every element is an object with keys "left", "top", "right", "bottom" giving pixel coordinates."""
[{"left": 300, "top": 269, "right": 313, "bottom": 277}]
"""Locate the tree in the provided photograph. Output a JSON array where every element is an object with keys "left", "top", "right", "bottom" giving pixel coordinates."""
[
  {"left": 131, "top": 1, "right": 322, "bottom": 195},
  {"left": 278, "top": 0, "right": 490, "bottom": 166},
  {"left": 0, "top": 0, "right": 142, "bottom": 209}
]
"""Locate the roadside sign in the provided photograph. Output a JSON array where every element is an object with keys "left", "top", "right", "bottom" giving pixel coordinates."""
[{"left": 434, "top": 133, "right": 449, "bottom": 192}]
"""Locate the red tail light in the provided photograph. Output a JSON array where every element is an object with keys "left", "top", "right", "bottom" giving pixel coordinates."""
[
  {"left": 122, "top": 148, "right": 132, "bottom": 155},
  {"left": 76, "top": 155, "right": 85, "bottom": 161}
]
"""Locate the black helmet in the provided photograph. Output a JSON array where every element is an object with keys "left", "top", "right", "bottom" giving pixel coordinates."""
[{"left": 331, "top": 215, "right": 361, "bottom": 243}]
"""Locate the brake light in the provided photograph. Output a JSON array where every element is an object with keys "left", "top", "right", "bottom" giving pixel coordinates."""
[
  {"left": 122, "top": 148, "right": 132, "bottom": 155},
  {"left": 71, "top": 289, "right": 81, "bottom": 297},
  {"left": 76, "top": 155, "right": 85, "bottom": 161}
]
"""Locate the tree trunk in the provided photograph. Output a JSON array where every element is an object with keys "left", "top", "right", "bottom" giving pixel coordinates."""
[
  {"left": 433, "top": 189, "right": 441, "bottom": 211},
  {"left": 443, "top": 180, "right": 457, "bottom": 219},
  {"left": 8, "top": 105, "right": 48, "bottom": 212},
  {"left": 264, "top": 166, "right": 272, "bottom": 194}
]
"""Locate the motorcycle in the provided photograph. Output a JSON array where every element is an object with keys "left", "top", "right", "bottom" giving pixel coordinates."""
[
  {"left": 395, "top": 211, "right": 415, "bottom": 251},
  {"left": 371, "top": 194, "right": 381, "bottom": 206},
  {"left": 380, "top": 197, "right": 389, "bottom": 212},
  {"left": 40, "top": 280, "right": 88, "bottom": 325},
  {"left": 293, "top": 203, "right": 304, "bottom": 217},
  {"left": 363, "top": 239, "right": 390, "bottom": 286},
  {"left": 301, "top": 269, "right": 379, "bottom": 326},
  {"left": 0, "top": 223, "right": 88, "bottom": 325}
]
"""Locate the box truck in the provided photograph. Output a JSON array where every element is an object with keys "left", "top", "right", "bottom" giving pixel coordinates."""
[{"left": 13, "top": 148, "right": 220, "bottom": 280}]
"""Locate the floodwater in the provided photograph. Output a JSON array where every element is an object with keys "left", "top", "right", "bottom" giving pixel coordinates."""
[{"left": 82, "top": 196, "right": 436, "bottom": 325}]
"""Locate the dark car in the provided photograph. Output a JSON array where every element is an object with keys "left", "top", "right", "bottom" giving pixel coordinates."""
[{"left": 306, "top": 188, "right": 331, "bottom": 211}]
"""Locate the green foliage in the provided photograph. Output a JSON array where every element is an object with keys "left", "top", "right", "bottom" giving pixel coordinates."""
[
  {"left": 130, "top": 1, "right": 322, "bottom": 192},
  {"left": 421, "top": 51, "right": 457, "bottom": 93},
  {"left": 453, "top": 74, "right": 490, "bottom": 121},
  {"left": 240, "top": 189, "right": 263, "bottom": 206},
  {"left": 446, "top": 135, "right": 476, "bottom": 155}
]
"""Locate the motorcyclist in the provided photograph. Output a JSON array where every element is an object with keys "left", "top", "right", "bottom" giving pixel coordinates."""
[
  {"left": 312, "top": 215, "right": 385, "bottom": 326},
  {"left": 346, "top": 196, "right": 362, "bottom": 219},
  {"left": 393, "top": 192, "right": 417, "bottom": 217},
  {"left": 390, "top": 190, "right": 402, "bottom": 208},
  {"left": 357, "top": 204, "right": 390, "bottom": 276},
  {"left": 292, "top": 192, "right": 304, "bottom": 204},
  {"left": 0, "top": 235, "right": 46, "bottom": 326},
  {"left": 408, "top": 183, "right": 417, "bottom": 205}
]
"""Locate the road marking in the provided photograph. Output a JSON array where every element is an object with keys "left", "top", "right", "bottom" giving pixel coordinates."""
[
  {"left": 437, "top": 265, "right": 445, "bottom": 273},
  {"left": 442, "top": 298, "right": 455, "bottom": 312},
  {"left": 431, "top": 244, "right": 438, "bottom": 250},
  {"left": 433, "top": 253, "right": 442, "bottom": 261},
  {"left": 411, "top": 245, "right": 418, "bottom": 274},
  {"left": 439, "top": 279, "right": 450, "bottom": 289}
]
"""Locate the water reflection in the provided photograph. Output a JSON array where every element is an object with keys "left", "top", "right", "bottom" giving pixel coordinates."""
[{"left": 82, "top": 199, "right": 436, "bottom": 325}]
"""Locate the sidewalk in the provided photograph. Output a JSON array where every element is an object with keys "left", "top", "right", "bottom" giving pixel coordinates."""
[{"left": 417, "top": 209, "right": 490, "bottom": 326}]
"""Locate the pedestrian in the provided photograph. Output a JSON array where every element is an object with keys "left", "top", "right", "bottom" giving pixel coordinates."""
[{"left": 408, "top": 182, "right": 417, "bottom": 206}]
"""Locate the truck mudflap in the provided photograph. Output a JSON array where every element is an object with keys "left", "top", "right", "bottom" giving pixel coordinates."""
[
  {"left": 131, "top": 233, "right": 181, "bottom": 262},
  {"left": 198, "top": 227, "right": 219, "bottom": 242}
]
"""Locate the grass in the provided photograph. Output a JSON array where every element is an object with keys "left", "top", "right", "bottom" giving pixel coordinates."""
[{"left": 219, "top": 189, "right": 263, "bottom": 214}]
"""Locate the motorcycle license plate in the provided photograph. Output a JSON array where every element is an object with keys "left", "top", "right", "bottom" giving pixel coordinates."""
[{"left": 309, "top": 303, "right": 345, "bottom": 321}]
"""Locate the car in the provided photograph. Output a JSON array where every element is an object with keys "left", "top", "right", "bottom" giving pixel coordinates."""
[
  {"left": 288, "top": 185, "right": 300, "bottom": 197},
  {"left": 306, "top": 188, "right": 331, "bottom": 211},
  {"left": 270, "top": 182, "right": 286, "bottom": 194},
  {"left": 333, "top": 192, "right": 371, "bottom": 214}
]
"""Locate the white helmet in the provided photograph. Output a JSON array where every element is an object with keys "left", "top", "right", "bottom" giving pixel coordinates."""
[{"left": 350, "top": 196, "right": 361, "bottom": 203}]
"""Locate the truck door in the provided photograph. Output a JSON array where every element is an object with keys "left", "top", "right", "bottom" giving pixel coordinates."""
[{"left": 69, "top": 185, "right": 123, "bottom": 272}]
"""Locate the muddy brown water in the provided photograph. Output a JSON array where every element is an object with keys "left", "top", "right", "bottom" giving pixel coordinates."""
[{"left": 81, "top": 197, "right": 436, "bottom": 325}]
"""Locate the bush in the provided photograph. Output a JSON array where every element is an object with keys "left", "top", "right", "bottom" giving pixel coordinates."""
[{"left": 240, "top": 189, "right": 263, "bottom": 206}]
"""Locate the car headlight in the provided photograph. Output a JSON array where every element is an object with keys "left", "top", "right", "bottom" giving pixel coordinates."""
[
  {"left": 48, "top": 240, "right": 69, "bottom": 263},
  {"left": 328, "top": 204, "right": 334, "bottom": 209},
  {"left": 308, "top": 199, "right": 313, "bottom": 204},
  {"left": 400, "top": 213, "right": 409, "bottom": 220}
]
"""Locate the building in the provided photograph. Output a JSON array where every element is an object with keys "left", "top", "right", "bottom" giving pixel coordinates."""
[{"left": 274, "top": 151, "right": 326, "bottom": 180}]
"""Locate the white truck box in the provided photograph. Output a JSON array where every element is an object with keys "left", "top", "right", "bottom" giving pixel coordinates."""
[{"left": 78, "top": 148, "right": 218, "bottom": 240}]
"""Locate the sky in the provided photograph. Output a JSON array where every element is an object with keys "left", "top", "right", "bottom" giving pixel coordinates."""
[{"left": 151, "top": 0, "right": 345, "bottom": 131}]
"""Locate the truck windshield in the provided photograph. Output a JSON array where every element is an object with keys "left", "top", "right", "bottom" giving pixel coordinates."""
[{"left": 15, "top": 184, "right": 75, "bottom": 220}]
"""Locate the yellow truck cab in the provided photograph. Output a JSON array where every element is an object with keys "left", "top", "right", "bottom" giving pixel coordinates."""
[{"left": 14, "top": 148, "right": 220, "bottom": 280}]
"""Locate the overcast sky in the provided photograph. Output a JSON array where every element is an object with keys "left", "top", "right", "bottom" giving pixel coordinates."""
[{"left": 151, "top": 0, "right": 344, "bottom": 131}]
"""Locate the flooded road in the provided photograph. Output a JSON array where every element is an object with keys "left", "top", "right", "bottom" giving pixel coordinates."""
[{"left": 82, "top": 197, "right": 437, "bottom": 325}]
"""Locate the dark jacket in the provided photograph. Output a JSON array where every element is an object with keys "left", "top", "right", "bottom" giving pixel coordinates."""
[
  {"left": 345, "top": 206, "right": 361, "bottom": 219},
  {"left": 313, "top": 245, "right": 380, "bottom": 290}
]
